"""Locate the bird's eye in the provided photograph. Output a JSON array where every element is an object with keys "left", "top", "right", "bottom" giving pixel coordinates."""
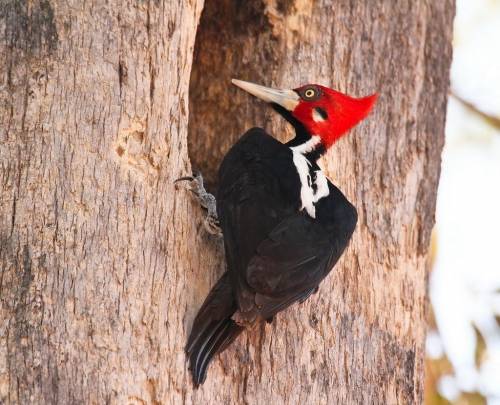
[
  {"left": 299, "top": 86, "right": 321, "bottom": 101},
  {"left": 304, "top": 89, "right": 315, "bottom": 98}
]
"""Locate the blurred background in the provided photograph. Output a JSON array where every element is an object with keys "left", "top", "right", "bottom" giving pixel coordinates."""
[{"left": 425, "top": 0, "right": 500, "bottom": 404}]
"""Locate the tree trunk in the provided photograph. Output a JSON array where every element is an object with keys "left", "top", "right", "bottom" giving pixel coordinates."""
[{"left": 0, "top": 1, "right": 454, "bottom": 404}]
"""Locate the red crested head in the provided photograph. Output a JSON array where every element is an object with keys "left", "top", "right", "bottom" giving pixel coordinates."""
[
  {"left": 232, "top": 79, "right": 377, "bottom": 150},
  {"left": 292, "top": 84, "right": 377, "bottom": 148}
]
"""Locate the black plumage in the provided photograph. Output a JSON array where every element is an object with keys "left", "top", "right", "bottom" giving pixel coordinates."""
[{"left": 186, "top": 127, "right": 357, "bottom": 386}]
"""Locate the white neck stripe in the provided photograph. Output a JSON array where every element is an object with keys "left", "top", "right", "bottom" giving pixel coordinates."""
[
  {"left": 290, "top": 135, "right": 321, "bottom": 155},
  {"left": 289, "top": 135, "right": 330, "bottom": 218}
]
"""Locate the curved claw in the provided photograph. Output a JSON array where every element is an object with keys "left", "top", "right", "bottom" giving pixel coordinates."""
[
  {"left": 174, "top": 170, "right": 202, "bottom": 184},
  {"left": 174, "top": 175, "right": 194, "bottom": 184},
  {"left": 174, "top": 171, "right": 222, "bottom": 237}
]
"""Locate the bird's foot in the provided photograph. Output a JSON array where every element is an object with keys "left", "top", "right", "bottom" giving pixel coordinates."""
[{"left": 175, "top": 172, "right": 222, "bottom": 237}]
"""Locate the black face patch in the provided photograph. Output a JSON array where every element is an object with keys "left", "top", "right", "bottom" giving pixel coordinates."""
[
  {"left": 314, "top": 107, "right": 328, "bottom": 120},
  {"left": 270, "top": 103, "right": 310, "bottom": 141}
]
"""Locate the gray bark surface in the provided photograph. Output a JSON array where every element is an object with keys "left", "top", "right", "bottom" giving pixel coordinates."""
[{"left": 1, "top": 0, "right": 454, "bottom": 404}]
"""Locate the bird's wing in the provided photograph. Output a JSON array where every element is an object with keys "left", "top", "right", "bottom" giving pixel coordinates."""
[
  {"left": 217, "top": 127, "right": 357, "bottom": 320},
  {"left": 246, "top": 209, "right": 351, "bottom": 319},
  {"left": 217, "top": 128, "right": 302, "bottom": 313}
]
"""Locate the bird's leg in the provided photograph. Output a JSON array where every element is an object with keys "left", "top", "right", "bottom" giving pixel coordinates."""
[{"left": 175, "top": 172, "right": 222, "bottom": 237}]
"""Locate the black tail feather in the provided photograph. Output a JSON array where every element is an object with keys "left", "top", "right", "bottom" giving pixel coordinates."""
[{"left": 186, "top": 272, "right": 243, "bottom": 386}]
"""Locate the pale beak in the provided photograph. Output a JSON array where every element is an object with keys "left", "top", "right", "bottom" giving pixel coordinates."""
[{"left": 231, "top": 79, "right": 300, "bottom": 112}]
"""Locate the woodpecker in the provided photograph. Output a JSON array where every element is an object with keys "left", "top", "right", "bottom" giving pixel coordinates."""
[{"left": 182, "top": 79, "right": 377, "bottom": 386}]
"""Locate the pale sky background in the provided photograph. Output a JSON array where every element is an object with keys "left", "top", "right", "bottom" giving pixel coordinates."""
[{"left": 428, "top": 0, "right": 500, "bottom": 403}]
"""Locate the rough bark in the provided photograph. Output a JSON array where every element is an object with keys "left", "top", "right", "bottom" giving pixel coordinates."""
[{"left": 0, "top": 0, "right": 453, "bottom": 404}]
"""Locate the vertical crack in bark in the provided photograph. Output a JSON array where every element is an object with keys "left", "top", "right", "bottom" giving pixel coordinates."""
[
  {"left": 10, "top": 196, "right": 17, "bottom": 238},
  {"left": 15, "top": 246, "right": 33, "bottom": 338},
  {"left": 118, "top": 59, "right": 127, "bottom": 98},
  {"left": 146, "top": 0, "right": 155, "bottom": 107}
]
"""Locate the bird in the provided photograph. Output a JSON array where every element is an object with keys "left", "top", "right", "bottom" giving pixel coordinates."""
[{"left": 182, "top": 78, "right": 377, "bottom": 386}]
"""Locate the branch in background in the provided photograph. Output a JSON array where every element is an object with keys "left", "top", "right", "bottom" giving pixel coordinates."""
[{"left": 450, "top": 91, "right": 500, "bottom": 131}]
